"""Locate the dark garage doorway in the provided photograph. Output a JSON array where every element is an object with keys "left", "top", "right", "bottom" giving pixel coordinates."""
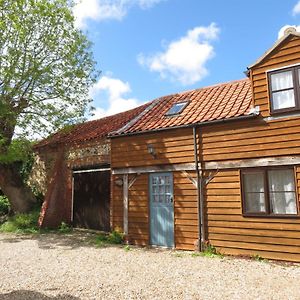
[{"left": 72, "top": 167, "right": 110, "bottom": 231}]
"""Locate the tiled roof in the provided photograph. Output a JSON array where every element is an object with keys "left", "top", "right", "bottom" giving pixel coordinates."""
[
  {"left": 34, "top": 103, "right": 149, "bottom": 149},
  {"left": 115, "top": 78, "right": 253, "bottom": 135}
]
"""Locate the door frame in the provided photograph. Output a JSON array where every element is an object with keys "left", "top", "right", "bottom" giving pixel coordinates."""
[
  {"left": 71, "top": 166, "right": 111, "bottom": 227},
  {"left": 148, "top": 172, "right": 175, "bottom": 248}
]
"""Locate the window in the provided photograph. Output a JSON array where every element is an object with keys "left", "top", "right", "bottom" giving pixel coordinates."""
[
  {"left": 268, "top": 66, "right": 300, "bottom": 113},
  {"left": 165, "top": 101, "right": 188, "bottom": 116},
  {"left": 241, "top": 168, "right": 298, "bottom": 216}
]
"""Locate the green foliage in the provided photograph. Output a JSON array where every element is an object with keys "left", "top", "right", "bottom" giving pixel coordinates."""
[
  {"left": 251, "top": 254, "right": 268, "bottom": 263},
  {"left": 0, "top": 138, "right": 32, "bottom": 164},
  {"left": 124, "top": 245, "right": 131, "bottom": 252},
  {"left": 94, "top": 230, "right": 124, "bottom": 247},
  {"left": 0, "top": 209, "right": 40, "bottom": 234},
  {"left": 58, "top": 221, "right": 72, "bottom": 233},
  {"left": 0, "top": 0, "right": 99, "bottom": 145},
  {"left": 0, "top": 195, "right": 10, "bottom": 215},
  {"left": 191, "top": 243, "right": 224, "bottom": 259}
]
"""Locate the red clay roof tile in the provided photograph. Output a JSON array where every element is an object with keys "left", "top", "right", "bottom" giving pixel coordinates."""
[
  {"left": 34, "top": 103, "right": 149, "bottom": 149},
  {"left": 116, "top": 78, "right": 253, "bottom": 135}
]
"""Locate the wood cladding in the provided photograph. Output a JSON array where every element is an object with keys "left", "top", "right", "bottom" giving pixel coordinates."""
[
  {"left": 110, "top": 36, "right": 300, "bottom": 262},
  {"left": 111, "top": 128, "right": 195, "bottom": 168},
  {"left": 201, "top": 117, "right": 300, "bottom": 162},
  {"left": 206, "top": 169, "right": 300, "bottom": 262},
  {"left": 251, "top": 36, "right": 300, "bottom": 117}
]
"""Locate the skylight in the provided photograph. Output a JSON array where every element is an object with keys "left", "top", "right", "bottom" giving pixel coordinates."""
[{"left": 165, "top": 101, "right": 188, "bottom": 116}]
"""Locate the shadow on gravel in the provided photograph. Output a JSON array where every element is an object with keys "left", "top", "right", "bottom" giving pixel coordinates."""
[
  {"left": 0, "top": 232, "right": 122, "bottom": 251},
  {"left": 0, "top": 290, "right": 80, "bottom": 299}
]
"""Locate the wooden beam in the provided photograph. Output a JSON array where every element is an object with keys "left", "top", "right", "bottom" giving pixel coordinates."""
[
  {"left": 181, "top": 171, "right": 197, "bottom": 188},
  {"left": 123, "top": 174, "right": 128, "bottom": 236},
  {"left": 112, "top": 163, "right": 195, "bottom": 175},
  {"left": 204, "top": 156, "right": 300, "bottom": 170}
]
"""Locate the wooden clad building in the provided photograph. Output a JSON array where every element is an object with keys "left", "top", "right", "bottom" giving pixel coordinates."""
[
  {"left": 32, "top": 105, "right": 148, "bottom": 229},
  {"left": 109, "top": 28, "right": 300, "bottom": 262}
]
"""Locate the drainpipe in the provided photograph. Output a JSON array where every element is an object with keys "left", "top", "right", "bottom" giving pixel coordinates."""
[{"left": 193, "top": 127, "right": 204, "bottom": 252}]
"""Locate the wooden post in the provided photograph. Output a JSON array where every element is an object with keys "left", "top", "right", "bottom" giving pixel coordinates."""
[{"left": 123, "top": 174, "right": 129, "bottom": 236}]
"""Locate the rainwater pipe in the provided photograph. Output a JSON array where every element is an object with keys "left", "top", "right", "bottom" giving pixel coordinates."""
[{"left": 193, "top": 126, "right": 204, "bottom": 252}]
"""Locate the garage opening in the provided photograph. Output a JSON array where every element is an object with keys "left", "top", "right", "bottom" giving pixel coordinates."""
[{"left": 72, "top": 167, "right": 110, "bottom": 231}]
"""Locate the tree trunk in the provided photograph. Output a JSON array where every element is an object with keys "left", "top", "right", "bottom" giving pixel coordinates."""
[{"left": 0, "top": 163, "right": 36, "bottom": 213}]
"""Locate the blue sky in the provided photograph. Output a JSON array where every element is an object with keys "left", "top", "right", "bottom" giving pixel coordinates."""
[{"left": 73, "top": 0, "right": 300, "bottom": 119}]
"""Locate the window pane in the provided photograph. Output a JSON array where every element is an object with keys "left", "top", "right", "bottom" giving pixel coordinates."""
[
  {"left": 272, "top": 90, "right": 295, "bottom": 110},
  {"left": 244, "top": 192, "right": 266, "bottom": 213},
  {"left": 271, "top": 71, "right": 293, "bottom": 91},
  {"left": 243, "top": 173, "right": 266, "bottom": 213},
  {"left": 244, "top": 173, "right": 264, "bottom": 193},
  {"left": 268, "top": 169, "right": 295, "bottom": 192},
  {"left": 269, "top": 192, "right": 297, "bottom": 214},
  {"left": 268, "top": 169, "right": 297, "bottom": 215}
]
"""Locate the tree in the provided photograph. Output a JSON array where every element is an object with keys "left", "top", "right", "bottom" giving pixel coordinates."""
[{"left": 0, "top": 0, "right": 99, "bottom": 213}]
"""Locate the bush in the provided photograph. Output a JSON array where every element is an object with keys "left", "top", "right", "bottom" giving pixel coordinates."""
[
  {"left": 58, "top": 222, "right": 72, "bottom": 233},
  {"left": 0, "top": 195, "right": 10, "bottom": 215},
  {"left": 0, "top": 209, "right": 40, "bottom": 234},
  {"left": 94, "top": 230, "right": 124, "bottom": 247}
]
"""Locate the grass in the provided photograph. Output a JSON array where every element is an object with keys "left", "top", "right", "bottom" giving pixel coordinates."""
[
  {"left": 94, "top": 230, "right": 124, "bottom": 247},
  {"left": 251, "top": 254, "right": 268, "bottom": 263},
  {"left": 0, "top": 207, "right": 73, "bottom": 235},
  {"left": 191, "top": 244, "right": 224, "bottom": 259}
]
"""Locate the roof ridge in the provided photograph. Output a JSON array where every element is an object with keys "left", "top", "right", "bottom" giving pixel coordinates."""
[{"left": 176, "top": 78, "right": 249, "bottom": 96}]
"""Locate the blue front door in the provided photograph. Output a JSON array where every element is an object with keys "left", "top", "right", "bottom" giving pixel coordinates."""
[{"left": 149, "top": 172, "right": 174, "bottom": 247}]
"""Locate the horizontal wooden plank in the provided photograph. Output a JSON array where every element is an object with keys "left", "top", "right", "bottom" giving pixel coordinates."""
[
  {"left": 175, "top": 225, "right": 198, "bottom": 233},
  {"left": 203, "top": 139, "right": 300, "bottom": 156},
  {"left": 205, "top": 189, "right": 240, "bottom": 196},
  {"left": 208, "top": 220, "right": 300, "bottom": 230},
  {"left": 207, "top": 214, "right": 300, "bottom": 224},
  {"left": 175, "top": 231, "right": 198, "bottom": 239},
  {"left": 217, "top": 247, "right": 300, "bottom": 262},
  {"left": 206, "top": 195, "right": 241, "bottom": 201},
  {"left": 208, "top": 233, "right": 300, "bottom": 246},
  {"left": 211, "top": 239, "right": 300, "bottom": 254},
  {"left": 208, "top": 226, "right": 300, "bottom": 238},
  {"left": 175, "top": 243, "right": 195, "bottom": 250},
  {"left": 207, "top": 208, "right": 241, "bottom": 215},
  {"left": 206, "top": 201, "right": 241, "bottom": 208},
  {"left": 202, "top": 117, "right": 300, "bottom": 139},
  {"left": 175, "top": 213, "right": 198, "bottom": 220}
]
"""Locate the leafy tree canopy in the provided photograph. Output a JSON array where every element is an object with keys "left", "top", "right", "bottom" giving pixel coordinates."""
[{"left": 0, "top": 0, "right": 99, "bottom": 161}]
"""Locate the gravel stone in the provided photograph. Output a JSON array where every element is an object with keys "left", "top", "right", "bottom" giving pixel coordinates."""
[{"left": 0, "top": 232, "right": 300, "bottom": 300}]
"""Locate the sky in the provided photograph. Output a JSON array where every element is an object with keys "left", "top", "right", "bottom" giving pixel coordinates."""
[{"left": 72, "top": 0, "right": 300, "bottom": 120}]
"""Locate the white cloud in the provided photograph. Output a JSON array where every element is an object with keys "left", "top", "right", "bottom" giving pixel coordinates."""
[
  {"left": 293, "top": 1, "right": 300, "bottom": 15},
  {"left": 278, "top": 25, "right": 300, "bottom": 39},
  {"left": 73, "top": 0, "right": 164, "bottom": 28},
  {"left": 89, "top": 75, "right": 140, "bottom": 119},
  {"left": 138, "top": 23, "right": 220, "bottom": 85}
]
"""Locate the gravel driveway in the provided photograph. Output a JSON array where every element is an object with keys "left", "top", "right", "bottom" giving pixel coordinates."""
[{"left": 0, "top": 232, "right": 300, "bottom": 300}]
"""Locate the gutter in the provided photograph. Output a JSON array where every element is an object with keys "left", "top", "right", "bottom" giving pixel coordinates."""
[{"left": 109, "top": 113, "right": 259, "bottom": 139}]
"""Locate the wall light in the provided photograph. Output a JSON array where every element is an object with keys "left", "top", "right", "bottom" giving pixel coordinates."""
[
  {"left": 147, "top": 144, "right": 156, "bottom": 158},
  {"left": 115, "top": 178, "right": 123, "bottom": 187}
]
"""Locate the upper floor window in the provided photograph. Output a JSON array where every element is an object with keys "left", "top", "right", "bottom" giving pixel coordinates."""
[{"left": 268, "top": 66, "right": 300, "bottom": 113}]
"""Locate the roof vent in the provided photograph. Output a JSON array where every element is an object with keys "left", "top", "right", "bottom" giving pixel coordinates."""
[{"left": 284, "top": 26, "right": 297, "bottom": 36}]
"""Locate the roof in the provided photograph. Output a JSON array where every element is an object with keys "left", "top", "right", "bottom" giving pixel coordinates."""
[
  {"left": 34, "top": 103, "right": 149, "bottom": 149},
  {"left": 112, "top": 78, "right": 254, "bottom": 136},
  {"left": 248, "top": 28, "right": 300, "bottom": 69}
]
